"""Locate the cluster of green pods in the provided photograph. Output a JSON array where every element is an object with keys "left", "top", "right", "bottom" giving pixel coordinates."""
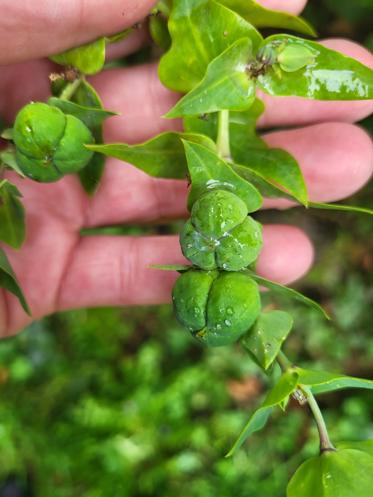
[
  {"left": 173, "top": 189, "right": 263, "bottom": 347},
  {"left": 13, "top": 102, "right": 94, "bottom": 182}
]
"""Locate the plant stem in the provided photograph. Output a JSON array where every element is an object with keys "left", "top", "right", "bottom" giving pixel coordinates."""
[
  {"left": 302, "top": 386, "right": 336, "bottom": 453},
  {"left": 60, "top": 78, "right": 82, "bottom": 101},
  {"left": 216, "top": 110, "right": 231, "bottom": 161},
  {"left": 277, "top": 350, "right": 292, "bottom": 371},
  {"left": 277, "top": 350, "right": 335, "bottom": 454}
]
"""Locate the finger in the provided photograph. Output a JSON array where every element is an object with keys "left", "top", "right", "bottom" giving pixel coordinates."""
[
  {"left": 56, "top": 225, "right": 314, "bottom": 311},
  {"left": 0, "top": 0, "right": 156, "bottom": 64},
  {"left": 86, "top": 121, "right": 372, "bottom": 226},
  {"left": 258, "top": 39, "right": 373, "bottom": 128}
]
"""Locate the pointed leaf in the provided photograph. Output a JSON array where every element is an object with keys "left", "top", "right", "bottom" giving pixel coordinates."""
[
  {"left": 159, "top": 0, "right": 262, "bottom": 92},
  {"left": 0, "top": 248, "right": 30, "bottom": 315},
  {"left": 1, "top": 128, "right": 13, "bottom": 140},
  {"left": 310, "top": 202, "right": 373, "bottom": 216},
  {"left": 72, "top": 80, "right": 108, "bottom": 193},
  {"left": 241, "top": 310, "right": 293, "bottom": 370},
  {"left": 150, "top": 264, "right": 192, "bottom": 271},
  {"left": 226, "top": 370, "right": 299, "bottom": 456},
  {"left": 234, "top": 148, "right": 308, "bottom": 206},
  {"left": 0, "top": 180, "right": 25, "bottom": 249},
  {"left": 297, "top": 368, "right": 373, "bottom": 395},
  {"left": 87, "top": 132, "right": 215, "bottom": 179},
  {"left": 248, "top": 272, "right": 331, "bottom": 320},
  {"left": 182, "top": 140, "right": 262, "bottom": 211},
  {"left": 48, "top": 97, "right": 116, "bottom": 129},
  {"left": 0, "top": 150, "right": 26, "bottom": 177},
  {"left": 219, "top": 0, "right": 316, "bottom": 37},
  {"left": 258, "top": 35, "right": 373, "bottom": 100},
  {"left": 50, "top": 37, "right": 106, "bottom": 75},
  {"left": 166, "top": 38, "right": 255, "bottom": 117}
]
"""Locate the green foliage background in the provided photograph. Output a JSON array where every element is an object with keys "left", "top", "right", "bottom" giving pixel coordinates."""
[{"left": 0, "top": 2, "right": 372, "bottom": 495}]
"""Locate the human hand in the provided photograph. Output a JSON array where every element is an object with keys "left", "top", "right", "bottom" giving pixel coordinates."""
[{"left": 0, "top": 0, "right": 372, "bottom": 337}]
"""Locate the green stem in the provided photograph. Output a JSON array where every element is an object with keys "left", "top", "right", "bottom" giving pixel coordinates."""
[
  {"left": 216, "top": 110, "right": 231, "bottom": 161},
  {"left": 302, "top": 386, "right": 336, "bottom": 453},
  {"left": 277, "top": 350, "right": 335, "bottom": 454},
  {"left": 60, "top": 78, "right": 82, "bottom": 101}
]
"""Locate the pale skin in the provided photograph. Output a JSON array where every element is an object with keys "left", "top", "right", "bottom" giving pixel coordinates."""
[{"left": 0, "top": 0, "right": 372, "bottom": 337}]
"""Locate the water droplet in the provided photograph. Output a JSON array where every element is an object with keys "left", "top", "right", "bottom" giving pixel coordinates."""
[
  {"left": 224, "top": 319, "right": 231, "bottom": 327},
  {"left": 226, "top": 307, "right": 234, "bottom": 315}
]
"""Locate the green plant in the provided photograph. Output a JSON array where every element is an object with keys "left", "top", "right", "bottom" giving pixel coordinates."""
[{"left": 0, "top": 0, "right": 372, "bottom": 495}]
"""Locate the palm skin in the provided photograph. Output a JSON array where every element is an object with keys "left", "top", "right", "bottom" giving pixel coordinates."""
[{"left": 0, "top": 0, "right": 372, "bottom": 337}]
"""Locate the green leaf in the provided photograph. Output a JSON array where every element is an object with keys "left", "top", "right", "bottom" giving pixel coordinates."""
[
  {"left": 48, "top": 97, "right": 116, "bottom": 129},
  {"left": 87, "top": 132, "right": 215, "bottom": 179},
  {"left": 241, "top": 311, "right": 293, "bottom": 370},
  {"left": 150, "top": 264, "right": 192, "bottom": 271},
  {"left": 258, "top": 35, "right": 373, "bottom": 100},
  {"left": 287, "top": 449, "right": 373, "bottom": 497},
  {"left": 226, "top": 370, "right": 299, "bottom": 456},
  {"left": 1, "top": 128, "right": 13, "bottom": 140},
  {"left": 105, "top": 29, "right": 132, "bottom": 44},
  {"left": 50, "top": 37, "right": 106, "bottom": 75},
  {"left": 0, "top": 248, "right": 30, "bottom": 315},
  {"left": 0, "top": 150, "right": 26, "bottom": 177},
  {"left": 0, "top": 180, "right": 25, "bottom": 249},
  {"left": 296, "top": 368, "right": 373, "bottom": 395},
  {"left": 248, "top": 272, "right": 331, "bottom": 320},
  {"left": 234, "top": 148, "right": 308, "bottom": 206},
  {"left": 218, "top": 0, "right": 316, "bottom": 37},
  {"left": 166, "top": 38, "right": 255, "bottom": 117},
  {"left": 159, "top": 0, "right": 262, "bottom": 92},
  {"left": 149, "top": 15, "right": 171, "bottom": 50},
  {"left": 182, "top": 140, "right": 262, "bottom": 211},
  {"left": 72, "top": 80, "right": 107, "bottom": 194},
  {"left": 310, "top": 201, "right": 373, "bottom": 216}
]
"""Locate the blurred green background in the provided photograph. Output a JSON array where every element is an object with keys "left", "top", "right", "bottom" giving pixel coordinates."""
[{"left": 0, "top": 2, "right": 372, "bottom": 496}]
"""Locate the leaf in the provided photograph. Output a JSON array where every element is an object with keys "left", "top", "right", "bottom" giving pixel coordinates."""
[
  {"left": 166, "top": 38, "right": 255, "bottom": 117},
  {"left": 159, "top": 0, "right": 262, "bottom": 92},
  {"left": 105, "top": 29, "right": 132, "bottom": 44},
  {"left": 0, "top": 150, "right": 26, "bottom": 177},
  {"left": 72, "top": 80, "right": 107, "bottom": 194},
  {"left": 150, "top": 264, "right": 192, "bottom": 271},
  {"left": 50, "top": 37, "right": 106, "bottom": 75},
  {"left": 296, "top": 368, "right": 373, "bottom": 395},
  {"left": 182, "top": 140, "right": 262, "bottom": 211},
  {"left": 310, "top": 201, "right": 373, "bottom": 216},
  {"left": 0, "top": 180, "right": 25, "bottom": 249},
  {"left": 241, "top": 311, "right": 293, "bottom": 370},
  {"left": 218, "top": 0, "right": 316, "bottom": 37},
  {"left": 248, "top": 272, "right": 331, "bottom": 320},
  {"left": 226, "top": 370, "right": 299, "bottom": 456},
  {"left": 1, "top": 128, "right": 13, "bottom": 140},
  {"left": 87, "top": 132, "right": 215, "bottom": 179},
  {"left": 234, "top": 148, "right": 308, "bottom": 206},
  {"left": 149, "top": 15, "right": 171, "bottom": 50},
  {"left": 258, "top": 35, "right": 373, "bottom": 100},
  {"left": 0, "top": 248, "right": 30, "bottom": 315},
  {"left": 48, "top": 97, "right": 116, "bottom": 129},
  {"left": 287, "top": 449, "right": 373, "bottom": 497}
]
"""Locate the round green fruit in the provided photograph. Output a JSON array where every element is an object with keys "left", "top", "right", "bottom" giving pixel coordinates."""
[
  {"left": 181, "top": 190, "right": 262, "bottom": 271},
  {"left": 13, "top": 102, "right": 94, "bottom": 182},
  {"left": 172, "top": 269, "right": 261, "bottom": 347}
]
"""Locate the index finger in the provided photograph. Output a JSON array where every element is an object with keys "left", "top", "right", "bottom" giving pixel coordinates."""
[{"left": 0, "top": 0, "right": 156, "bottom": 64}]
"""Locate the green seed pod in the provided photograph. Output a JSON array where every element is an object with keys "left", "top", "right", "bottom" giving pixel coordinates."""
[
  {"left": 13, "top": 102, "right": 94, "bottom": 182},
  {"left": 172, "top": 270, "right": 261, "bottom": 347},
  {"left": 277, "top": 44, "right": 316, "bottom": 72},
  {"left": 180, "top": 190, "right": 262, "bottom": 271}
]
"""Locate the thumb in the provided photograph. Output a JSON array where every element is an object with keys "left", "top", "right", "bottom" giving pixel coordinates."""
[{"left": 0, "top": 0, "right": 156, "bottom": 64}]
